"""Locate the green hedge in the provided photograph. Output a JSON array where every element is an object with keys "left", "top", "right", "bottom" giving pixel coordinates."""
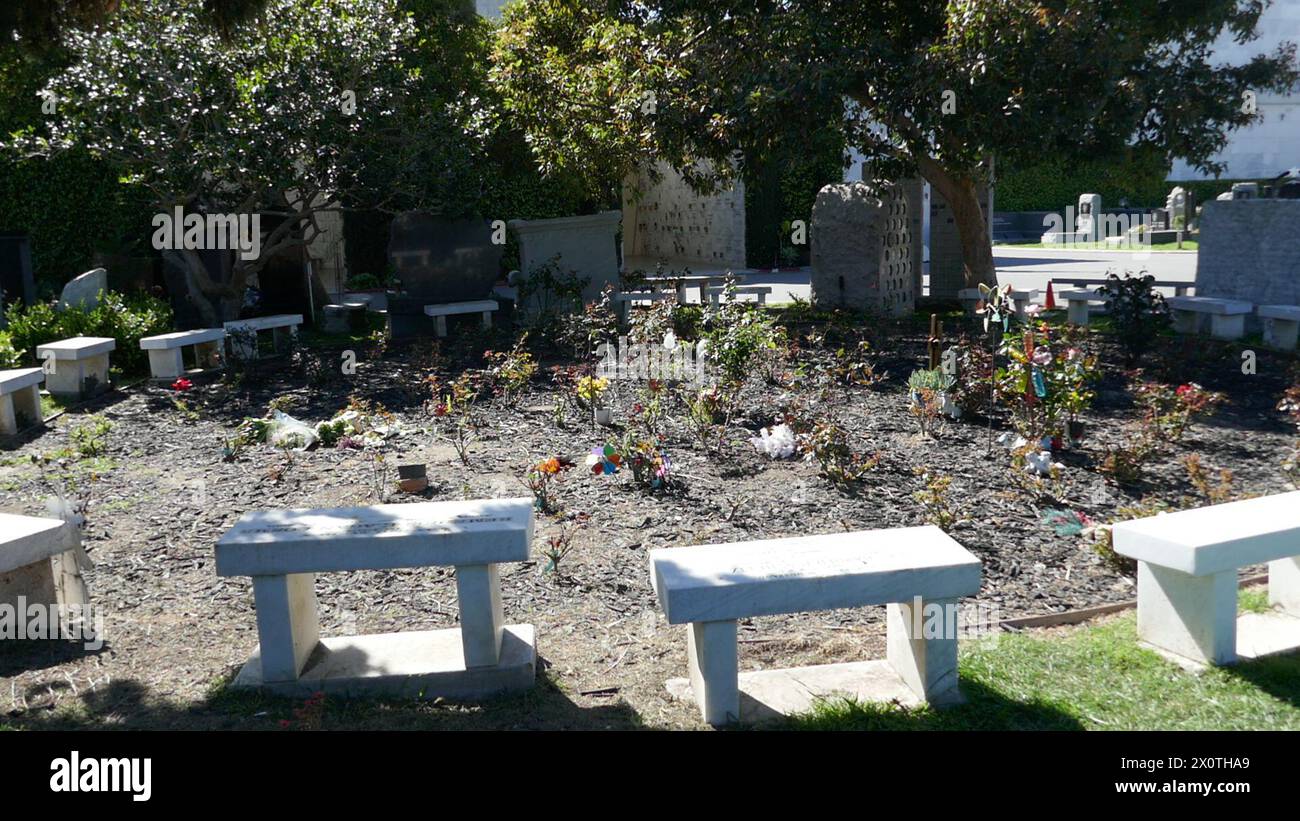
[
  {"left": 995, "top": 149, "right": 1173, "bottom": 211},
  {"left": 3, "top": 290, "right": 173, "bottom": 375},
  {"left": 745, "top": 130, "right": 846, "bottom": 269}
]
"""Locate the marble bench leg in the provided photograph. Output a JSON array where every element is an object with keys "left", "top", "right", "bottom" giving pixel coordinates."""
[
  {"left": 455, "top": 563, "right": 504, "bottom": 668},
  {"left": 1, "top": 385, "right": 41, "bottom": 434},
  {"left": 195, "top": 341, "right": 225, "bottom": 370},
  {"left": 148, "top": 348, "right": 185, "bottom": 379},
  {"left": 251, "top": 573, "right": 321, "bottom": 683},
  {"left": 1269, "top": 556, "right": 1300, "bottom": 613},
  {"left": 45, "top": 357, "right": 107, "bottom": 398},
  {"left": 1136, "top": 562, "right": 1236, "bottom": 665},
  {"left": 1264, "top": 318, "right": 1299, "bottom": 351},
  {"left": 1172, "top": 309, "right": 1203, "bottom": 335},
  {"left": 481, "top": 311, "right": 492, "bottom": 330},
  {"left": 229, "top": 332, "right": 259, "bottom": 361},
  {"left": 1209, "top": 314, "right": 1245, "bottom": 341},
  {"left": 1066, "top": 301, "right": 1090, "bottom": 326},
  {"left": 887, "top": 597, "right": 961, "bottom": 705},
  {"left": 687, "top": 619, "right": 738, "bottom": 726},
  {"left": 271, "top": 326, "right": 297, "bottom": 352},
  {"left": 434, "top": 316, "right": 448, "bottom": 338}
]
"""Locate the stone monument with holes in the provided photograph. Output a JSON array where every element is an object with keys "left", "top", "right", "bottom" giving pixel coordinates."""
[{"left": 809, "top": 181, "right": 914, "bottom": 316}]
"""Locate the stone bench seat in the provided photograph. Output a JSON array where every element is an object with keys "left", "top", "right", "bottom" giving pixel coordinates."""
[
  {"left": 1057, "top": 289, "right": 1108, "bottom": 326},
  {"left": 0, "top": 367, "right": 44, "bottom": 435},
  {"left": 614, "top": 289, "right": 676, "bottom": 322},
  {"left": 1114, "top": 492, "right": 1300, "bottom": 666},
  {"left": 704, "top": 284, "right": 772, "bottom": 305},
  {"left": 422, "top": 299, "right": 498, "bottom": 338},
  {"left": 643, "top": 273, "right": 745, "bottom": 303},
  {"left": 1257, "top": 304, "right": 1300, "bottom": 350},
  {"left": 216, "top": 498, "right": 536, "bottom": 699},
  {"left": 36, "top": 336, "right": 115, "bottom": 400},
  {"left": 139, "top": 328, "right": 226, "bottom": 380},
  {"left": 0, "top": 512, "right": 91, "bottom": 638},
  {"left": 649, "top": 526, "right": 981, "bottom": 726},
  {"left": 1165, "top": 296, "right": 1252, "bottom": 340},
  {"left": 223, "top": 314, "right": 302, "bottom": 360}
]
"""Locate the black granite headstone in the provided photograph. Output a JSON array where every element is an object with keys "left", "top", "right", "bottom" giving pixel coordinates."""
[
  {"left": 387, "top": 212, "right": 501, "bottom": 304},
  {"left": 0, "top": 233, "right": 36, "bottom": 313}
]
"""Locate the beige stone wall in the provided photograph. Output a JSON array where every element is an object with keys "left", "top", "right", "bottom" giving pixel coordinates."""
[
  {"left": 306, "top": 205, "right": 349, "bottom": 295},
  {"left": 622, "top": 162, "right": 747, "bottom": 270}
]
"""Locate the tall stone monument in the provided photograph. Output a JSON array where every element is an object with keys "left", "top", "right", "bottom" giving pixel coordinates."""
[{"left": 809, "top": 181, "right": 914, "bottom": 316}]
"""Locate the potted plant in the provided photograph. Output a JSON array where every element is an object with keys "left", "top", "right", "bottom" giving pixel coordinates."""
[{"left": 576, "top": 375, "right": 612, "bottom": 425}]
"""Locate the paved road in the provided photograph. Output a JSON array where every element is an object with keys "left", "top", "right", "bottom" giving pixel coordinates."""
[
  {"left": 992, "top": 246, "right": 1197, "bottom": 295},
  {"left": 637, "top": 246, "right": 1198, "bottom": 305}
]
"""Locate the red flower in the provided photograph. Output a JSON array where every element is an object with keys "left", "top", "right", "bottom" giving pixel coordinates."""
[{"left": 172, "top": 378, "right": 193, "bottom": 392}]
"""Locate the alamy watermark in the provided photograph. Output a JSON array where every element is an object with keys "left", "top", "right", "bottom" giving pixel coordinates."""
[
  {"left": 151, "top": 206, "right": 261, "bottom": 261},
  {"left": 596, "top": 335, "right": 709, "bottom": 384},
  {"left": 1, "top": 597, "right": 104, "bottom": 651},
  {"left": 905, "top": 596, "right": 1001, "bottom": 640}
]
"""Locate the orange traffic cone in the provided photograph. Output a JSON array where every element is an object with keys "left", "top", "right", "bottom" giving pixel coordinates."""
[{"left": 1045, "top": 281, "right": 1057, "bottom": 310}]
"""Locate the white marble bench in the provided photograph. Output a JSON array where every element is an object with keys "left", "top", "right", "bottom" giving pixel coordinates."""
[
  {"left": 643, "top": 273, "right": 743, "bottom": 304},
  {"left": 423, "top": 300, "right": 498, "bottom": 338},
  {"left": 614, "top": 290, "right": 675, "bottom": 323},
  {"left": 0, "top": 512, "right": 91, "bottom": 637},
  {"left": 222, "top": 314, "right": 302, "bottom": 360},
  {"left": 215, "top": 498, "right": 536, "bottom": 699},
  {"left": 36, "top": 336, "right": 115, "bottom": 399},
  {"left": 958, "top": 288, "right": 1038, "bottom": 320},
  {"left": 1258, "top": 305, "right": 1300, "bottom": 350},
  {"left": 0, "top": 368, "right": 44, "bottom": 435},
  {"left": 1114, "top": 492, "right": 1300, "bottom": 666},
  {"left": 1165, "top": 296, "right": 1252, "bottom": 340},
  {"left": 1057, "top": 289, "right": 1108, "bottom": 326},
  {"left": 649, "top": 526, "right": 982, "bottom": 726},
  {"left": 139, "top": 329, "right": 226, "bottom": 380},
  {"left": 704, "top": 284, "right": 772, "bottom": 306}
]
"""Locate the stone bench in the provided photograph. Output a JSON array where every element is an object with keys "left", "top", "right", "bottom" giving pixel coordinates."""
[
  {"left": 958, "top": 288, "right": 1038, "bottom": 320},
  {"left": 1058, "top": 289, "right": 1108, "bottom": 326},
  {"left": 215, "top": 498, "right": 536, "bottom": 699},
  {"left": 321, "top": 302, "right": 368, "bottom": 334},
  {"left": 139, "top": 329, "right": 226, "bottom": 380},
  {"left": 36, "top": 336, "right": 115, "bottom": 400},
  {"left": 643, "top": 273, "right": 744, "bottom": 304},
  {"left": 1258, "top": 305, "right": 1300, "bottom": 350},
  {"left": 1165, "top": 296, "right": 1252, "bottom": 340},
  {"left": 423, "top": 299, "right": 498, "bottom": 338},
  {"left": 614, "top": 289, "right": 675, "bottom": 322},
  {"left": 223, "top": 314, "right": 302, "bottom": 360},
  {"left": 0, "top": 368, "right": 44, "bottom": 435},
  {"left": 704, "top": 284, "right": 772, "bottom": 306},
  {"left": 0, "top": 512, "right": 91, "bottom": 638},
  {"left": 1114, "top": 492, "right": 1300, "bottom": 666},
  {"left": 649, "top": 526, "right": 982, "bottom": 726}
]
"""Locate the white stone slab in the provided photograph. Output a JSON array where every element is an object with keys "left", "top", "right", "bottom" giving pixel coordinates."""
[
  {"left": 216, "top": 498, "right": 534, "bottom": 576},
  {"left": 0, "top": 367, "right": 44, "bottom": 395},
  {"left": 139, "top": 328, "right": 226, "bottom": 350},
  {"left": 1166, "top": 296, "right": 1252, "bottom": 315},
  {"left": 614, "top": 291, "right": 674, "bottom": 301},
  {"left": 0, "top": 513, "right": 78, "bottom": 574},
  {"left": 223, "top": 314, "right": 303, "bottom": 332},
  {"left": 1058, "top": 289, "right": 1107, "bottom": 302},
  {"left": 1236, "top": 610, "right": 1300, "bottom": 661},
  {"left": 667, "top": 658, "right": 923, "bottom": 725},
  {"left": 36, "top": 336, "right": 115, "bottom": 360},
  {"left": 1258, "top": 304, "right": 1300, "bottom": 321},
  {"left": 58, "top": 268, "right": 106, "bottom": 311},
  {"left": 423, "top": 300, "right": 499, "bottom": 317},
  {"left": 649, "top": 526, "right": 981, "bottom": 624},
  {"left": 1113, "top": 491, "right": 1300, "bottom": 575},
  {"left": 230, "top": 625, "right": 537, "bottom": 699}
]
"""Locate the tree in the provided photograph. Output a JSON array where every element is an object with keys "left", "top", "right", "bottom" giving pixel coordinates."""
[
  {"left": 493, "top": 0, "right": 1299, "bottom": 288},
  {"left": 6, "top": 0, "right": 485, "bottom": 324}
]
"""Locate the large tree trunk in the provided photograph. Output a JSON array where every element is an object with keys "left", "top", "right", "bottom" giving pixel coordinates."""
[
  {"left": 178, "top": 247, "right": 245, "bottom": 327},
  {"left": 915, "top": 155, "right": 997, "bottom": 288}
]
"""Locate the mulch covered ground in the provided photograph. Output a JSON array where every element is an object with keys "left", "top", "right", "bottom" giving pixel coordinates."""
[{"left": 0, "top": 308, "right": 1294, "bottom": 729}]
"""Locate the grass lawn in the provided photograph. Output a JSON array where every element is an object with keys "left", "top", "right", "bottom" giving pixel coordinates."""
[{"left": 788, "top": 592, "right": 1300, "bottom": 731}]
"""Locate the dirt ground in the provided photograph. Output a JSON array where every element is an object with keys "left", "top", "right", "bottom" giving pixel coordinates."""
[{"left": 1, "top": 311, "right": 1293, "bottom": 730}]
